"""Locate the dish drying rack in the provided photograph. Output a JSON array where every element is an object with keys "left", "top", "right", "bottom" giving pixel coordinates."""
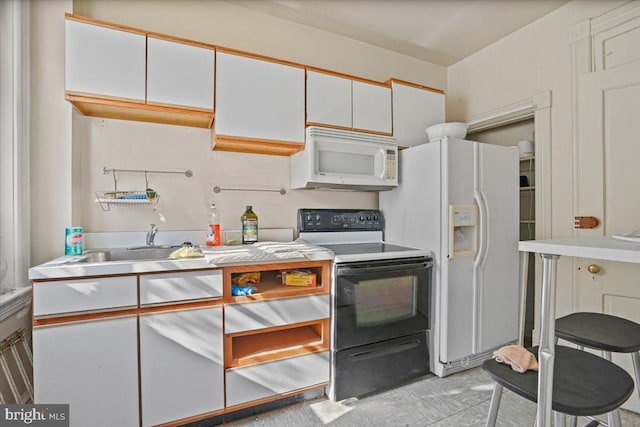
[{"left": 95, "top": 167, "right": 193, "bottom": 211}]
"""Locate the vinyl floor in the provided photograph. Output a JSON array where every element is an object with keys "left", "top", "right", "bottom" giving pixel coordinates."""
[{"left": 223, "top": 367, "right": 640, "bottom": 427}]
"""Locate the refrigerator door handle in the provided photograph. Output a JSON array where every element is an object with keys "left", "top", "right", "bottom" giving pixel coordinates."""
[{"left": 473, "top": 142, "right": 489, "bottom": 354}]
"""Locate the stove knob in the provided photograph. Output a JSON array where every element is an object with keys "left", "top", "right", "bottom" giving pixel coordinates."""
[
  {"left": 366, "top": 216, "right": 371, "bottom": 221},
  {"left": 306, "top": 214, "right": 313, "bottom": 221},
  {"left": 373, "top": 214, "right": 379, "bottom": 221},
  {"left": 315, "top": 214, "right": 321, "bottom": 221},
  {"left": 359, "top": 215, "right": 365, "bottom": 221}
]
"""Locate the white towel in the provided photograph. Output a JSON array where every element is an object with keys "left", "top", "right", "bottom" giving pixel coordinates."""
[{"left": 493, "top": 345, "right": 539, "bottom": 373}]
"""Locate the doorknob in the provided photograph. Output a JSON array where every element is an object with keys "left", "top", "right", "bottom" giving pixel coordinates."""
[{"left": 587, "top": 264, "right": 601, "bottom": 274}]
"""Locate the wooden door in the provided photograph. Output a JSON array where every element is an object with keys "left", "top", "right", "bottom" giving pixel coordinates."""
[{"left": 576, "top": 61, "right": 640, "bottom": 412}]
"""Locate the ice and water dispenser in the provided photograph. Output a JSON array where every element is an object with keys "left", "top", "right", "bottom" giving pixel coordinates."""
[{"left": 449, "top": 205, "right": 478, "bottom": 258}]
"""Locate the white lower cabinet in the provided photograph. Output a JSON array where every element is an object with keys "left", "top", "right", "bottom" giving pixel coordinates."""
[
  {"left": 140, "top": 270, "right": 223, "bottom": 305},
  {"left": 33, "top": 275, "right": 137, "bottom": 316},
  {"left": 140, "top": 306, "right": 224, "bottom": 426},
  {"left": 33, "top": 316, "right": 139, "bottom": 427},
  {"left": 225, "top": 294, "right": 330, "bottom": 334},
  {"left": 225, "top": 351, "right": 330, "bottom": 407}
]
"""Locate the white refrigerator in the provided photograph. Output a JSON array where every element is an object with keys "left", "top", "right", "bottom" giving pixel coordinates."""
[{"left": 380, "top": 138, "right": 520, "bottom": 377}]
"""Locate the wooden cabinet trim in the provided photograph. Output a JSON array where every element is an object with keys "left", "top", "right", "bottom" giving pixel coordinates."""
[
  {"left": 65, "top": 13, "right": 216, "bottom": 51},
  {"left": 351, "top": 127, "right": 393, "bottom": 137},
  {"left": 139, "top": 298, "right": 223, "bottom": 314},
  {"left": 146, "top": 33, "right": 216, "bottom": 50},
  {"left": 305, "top": 122, "right": 354, "bottom": 133},
  {"left": 65, "top": 13, "right": 147, "bottom": 36},
  {"left": 216, "top": 46, "right": 306, "bottom": 69},
  {"left": 213, "top": 135, "right": 304, "bottom": 156},
  {"left": 152, "top": 408, "right": 226, "bottom": 427},
  {"left": 67, "top": 93, "right": 215, "bottom": 129},
  {"left": 145, "top": 100, "right": 214, "bottom": 113},
  {"left": 66, "top": 90, "right": 146, "bottom": 105},
  {"left": 224, "top": 383, "right": 328, "bottom": 413},
  {"left": 306, "top": 66, "right": 390, "bottom": 88},
  {"left": 33, "top": 308, "right": 139, "bottom": 327},
  {"left": 387, "top": 77, "right": 445, "bottom": 94},
  {"left": 34, "top": 295, "right": 223, "bottom": 325}
]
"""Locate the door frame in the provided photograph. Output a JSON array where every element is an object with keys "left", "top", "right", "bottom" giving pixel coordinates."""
[
  {"left": 467, "top": 91, "right": 552, "bottom": 241},
  {"left": 466, "top": 91, "right": 552, "bottom": 346}
]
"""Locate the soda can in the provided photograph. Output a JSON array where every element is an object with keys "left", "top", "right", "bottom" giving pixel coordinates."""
[{"left": 65, "top": 227, "right": 84, "bottom": 255}]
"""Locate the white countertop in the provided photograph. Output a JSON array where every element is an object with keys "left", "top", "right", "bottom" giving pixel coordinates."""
[
  {"left": 29, "top": 241, "right": 334, "bottom": 280},
  {"left": 519, "top": 237, "right": 640, "bottom": 263}
]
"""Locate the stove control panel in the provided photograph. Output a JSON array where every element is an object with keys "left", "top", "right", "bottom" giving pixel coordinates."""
[{"left": 298, "top": 209, "right": 383, "bottom": 232}]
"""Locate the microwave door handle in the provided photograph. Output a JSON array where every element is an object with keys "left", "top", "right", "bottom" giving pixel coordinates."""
[
  {"left": 379, "top": 148, "right": 387, "bottom": 179},
  {"left": 377, "top": 148, "right": 386, "bottom": 179}
]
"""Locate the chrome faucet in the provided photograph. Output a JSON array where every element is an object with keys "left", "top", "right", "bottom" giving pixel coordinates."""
[{"left": 146, "top": 224, "right": 158, "bottom": 246}]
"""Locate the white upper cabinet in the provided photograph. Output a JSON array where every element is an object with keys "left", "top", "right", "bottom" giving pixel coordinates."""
[
  {"left": 306, "top": 70, "right": 352, "bottom": 129},
  {"left": 352, "top": 80, "right": 392, "bottom": 134},
  {"left": 306, "top": 70, "right": 392, "bottom": 135},
  {"left": 65, "top": 18, "right": 146, "bottom": 101},
  {"left": 147, "top": 37, "right": 215, "bottom": 110},
  {"left": 215, "top": 51, "right": 305, "bottom": 143},
  {"left": 391, "top": 80, "right": 445, "bottom": 147}
]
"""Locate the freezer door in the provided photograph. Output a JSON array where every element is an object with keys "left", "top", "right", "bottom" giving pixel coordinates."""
[
  {"left": 473, "top": 142, "right": 519, "bottom": 353},
  {"left": 440, "top": 141, "right": 476, "bottom": 362}
]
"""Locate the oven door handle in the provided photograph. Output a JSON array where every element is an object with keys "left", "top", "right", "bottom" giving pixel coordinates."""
[
  {"left": 348, "top": 339, "right": 421, "bottom": 361},
  {"left": 337, "top": 261, "right": 431, "bottom": 276}
]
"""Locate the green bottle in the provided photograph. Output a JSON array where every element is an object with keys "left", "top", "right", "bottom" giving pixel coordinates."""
[{"left": 241, "top": 205, "right": 258, "bottom": 244}]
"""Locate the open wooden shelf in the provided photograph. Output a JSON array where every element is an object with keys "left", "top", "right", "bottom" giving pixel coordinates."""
[
  {"left": 226, "top": 320, "right": 329, "bottom": 368},
  {"left": 67, "top": 93, "right": 214, "bottom": 128},
  {"left": 224, "top": 260, "right": 330, "bottom": 302},
  {"left": 213, "top": 134, "right": 304, "bottom": 156}
]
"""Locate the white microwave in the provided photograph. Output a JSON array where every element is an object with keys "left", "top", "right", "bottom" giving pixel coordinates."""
[{"left": 290, "top": 127, "right": 398, "bottom": 191}]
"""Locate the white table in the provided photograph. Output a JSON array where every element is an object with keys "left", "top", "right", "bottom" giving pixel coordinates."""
[{"left": 519, "top": 237, "right": 640, "bottom": 427}]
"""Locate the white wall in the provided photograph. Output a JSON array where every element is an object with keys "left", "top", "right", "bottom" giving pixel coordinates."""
[
  {"left": 447, "top": 0, "right": 627, "bottom": 326},
  {"left": 468, "top": 120, "right": 534, "bottom": 148},
  {"left": 66, "top": 0, "right": 446, "bottom": 241},
  {"left": 29, "top": 0, "right": 446, "bottom": 264},
  {"left": 31, "top": 0, "right": 73, "bottom": 265}
]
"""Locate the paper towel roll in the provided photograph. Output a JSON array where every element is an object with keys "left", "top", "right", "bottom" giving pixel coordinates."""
[{"left": 517, "top": 140, "right": 534, "bottom": 158}]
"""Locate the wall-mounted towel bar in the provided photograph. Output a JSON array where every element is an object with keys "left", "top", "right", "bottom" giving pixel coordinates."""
[
  {"left": 102, "top": 167, "right": 193, "bottom": 177},
  {"left": 213, "top": 186, "right": 286, "bottom": 195}
]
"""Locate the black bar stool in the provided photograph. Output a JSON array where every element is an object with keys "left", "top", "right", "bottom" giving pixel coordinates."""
[
  {"left": 482, "top": 346, "right": 634, "bottom": 427},
  {"left": 556, "top": 312, "right": 640, "bottom": 427}
]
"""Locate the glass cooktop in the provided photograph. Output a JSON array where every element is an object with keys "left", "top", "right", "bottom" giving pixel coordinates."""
[
  {"left": 319, "top": 242, "right": 430, "bottom": 263},
  {"left": 321, "top": 242, "right": 419, "bottom": 256}
]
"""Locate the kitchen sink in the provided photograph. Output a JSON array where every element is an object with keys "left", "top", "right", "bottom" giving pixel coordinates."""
[{"left": 76, "top": 247, "right": 176, "bottom": 263}]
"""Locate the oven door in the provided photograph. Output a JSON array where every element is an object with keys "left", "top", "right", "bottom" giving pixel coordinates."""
[{"left": 334, "top": 256, "right": 431, "bottom": 350}]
